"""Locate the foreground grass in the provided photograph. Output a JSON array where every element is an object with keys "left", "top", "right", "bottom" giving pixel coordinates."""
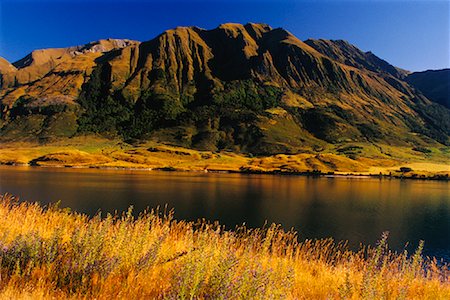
[{"left": 0, "top": 195, "right": 449, "bottom": 299}]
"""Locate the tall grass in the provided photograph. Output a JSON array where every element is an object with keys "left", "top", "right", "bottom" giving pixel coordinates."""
[{"left": 0, "top": 194, "right": 448, "bottom": 299}]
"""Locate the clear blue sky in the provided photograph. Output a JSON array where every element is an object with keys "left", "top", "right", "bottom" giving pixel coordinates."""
[{"left": 0, "top": 0, "right": 449, "bottom": 72}]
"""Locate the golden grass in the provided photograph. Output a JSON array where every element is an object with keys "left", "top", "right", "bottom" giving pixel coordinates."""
[
  {"left": 0, "top": 137, "right": 448, "bottom": 178},
  {"left": 0, "top": 194, "right": 449, "bottom": 299}
]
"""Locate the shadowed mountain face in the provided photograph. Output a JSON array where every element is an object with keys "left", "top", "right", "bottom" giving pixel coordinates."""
[
  {"left": 0, "top": 23, "right": 449, "bottom": 153},
  {"left": 304, "top": 39, "right": 410, "bottom": 80},
  {"left": 406, "top": 69, "right": 450, "bottom": 109}
]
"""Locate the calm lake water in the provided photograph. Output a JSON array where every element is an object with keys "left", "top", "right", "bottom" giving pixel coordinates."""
[{"left": 0, "top": 166, "right": 449, "bottom": 260}]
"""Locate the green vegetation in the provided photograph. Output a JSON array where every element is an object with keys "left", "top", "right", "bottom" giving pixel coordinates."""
[
  {"left": 0, "top": 96, "right": 78, "bottom": 141},
  {"left": 75, "top": 70, "right": 284, "bottom": 152},
  {"left": 77, "top": 65, "right": 132, "bottom": 135},
  {"left": 413, "top": 147, "right": 432, "bottom": 154},
  {"left": 400, "top": 167, "right": 413, "bottom": 173},
  {"left": 211, "top": 80, "right": 282, "bottom": 112}
]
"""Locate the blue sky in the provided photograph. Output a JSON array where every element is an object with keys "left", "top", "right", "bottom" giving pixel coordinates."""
[{"left": 0, "top": 0, "right": 449, "bottom": 72}]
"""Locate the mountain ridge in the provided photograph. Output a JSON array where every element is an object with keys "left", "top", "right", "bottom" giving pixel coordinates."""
[
  {"left": 406, "top": 69, "right": 450, "bottom": 109},
  {"left": 0, "top": 23, "right": 449, "bottom": 155}
]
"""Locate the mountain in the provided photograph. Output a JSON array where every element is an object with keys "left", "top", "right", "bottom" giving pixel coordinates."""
[
  {"left": 406, "top": 69, "right": 450, "bottom": 109},
  {"left": 0, "top": 57, "right": 17, "bottom": 88},
  {"left": 0, "top": 57, "right": 16, "bottom": 73},
  {"left": 0, "top": 23, "right": 449, "bottom": 154},
  {"left": 304, "top": 39, "right": 410, "bottom": 79}
]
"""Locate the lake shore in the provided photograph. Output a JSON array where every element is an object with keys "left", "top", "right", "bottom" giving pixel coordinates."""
[
  {"left": 0, "top": 137, "right": 448, "bottom": 181},
  {"left": 1, "top": 163, "right": 449, "bottom": 181}
]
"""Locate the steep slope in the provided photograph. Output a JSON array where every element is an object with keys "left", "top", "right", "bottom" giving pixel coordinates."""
[
  {"left": 406, "top": 69, "right": 450, "bottom": 108},
  {"left": 0, "top": 23, "right": 449, "bottom": 153},
  {"left": 0, "top": 57, "right": 17, "bottom": 89},
  {"left": 0, "top": 57, "right": 16, "bottom": 73},
  {"left": 0, "top": 39, "right": 139, "bottom": 140},
  {"left": 2, "top": 39, "right": 138, "bottom": 89},
  {"left": 304, "top": 39, "right": 410, "bottom": 79}
]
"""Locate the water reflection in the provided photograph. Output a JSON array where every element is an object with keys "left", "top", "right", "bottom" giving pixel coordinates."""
[{"left": 0, "top": 166, "right": 448, "bottom": 259}]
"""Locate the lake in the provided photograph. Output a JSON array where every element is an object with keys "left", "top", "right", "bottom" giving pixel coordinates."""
[{"left": 0, "top": 165, "right": 449, "bottom": 260}]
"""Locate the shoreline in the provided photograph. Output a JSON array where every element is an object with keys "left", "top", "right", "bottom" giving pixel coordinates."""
[
  {"left": 1, "top": 139, "right": 448, "bottom": 181},
  {"left": 1, "top": 161, "right": 448, "bottom": 181}
]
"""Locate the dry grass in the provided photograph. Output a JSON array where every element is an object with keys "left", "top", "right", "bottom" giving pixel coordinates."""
[
  {"left": 0, "top": 194, "right": 449, "bottom": 299},
  {"left": 0, "top": 138, "right": 448, "bottom": 178}
]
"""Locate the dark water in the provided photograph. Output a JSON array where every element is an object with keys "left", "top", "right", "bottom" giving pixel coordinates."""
[{"left": 0, "top": 166, "right": 449, "bottom": 260}]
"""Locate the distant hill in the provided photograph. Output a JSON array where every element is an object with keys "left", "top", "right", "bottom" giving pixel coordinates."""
[
  {"left": 406, "top": 69, "right": 450, "bottom": 109},
  {"left": 0, "top": 23, "right": 449, "bottom": 154}
]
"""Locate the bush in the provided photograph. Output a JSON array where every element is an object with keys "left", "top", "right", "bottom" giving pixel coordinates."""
[{"left": 412, "top": 147, "right": 432, "bottom": 154}]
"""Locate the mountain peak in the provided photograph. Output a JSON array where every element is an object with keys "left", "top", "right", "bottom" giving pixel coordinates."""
[
  {"left": 0, "top": 57, "right": 16, "bottom": 73},
  {"left": 216, "top": 23, "right": 257, "bottom": 39},
  {"left": 72, "top": 38, "right": 139, "bottom": 55},
  {"left": 12, "top": 38, "right": 138, "bottom": 70}
]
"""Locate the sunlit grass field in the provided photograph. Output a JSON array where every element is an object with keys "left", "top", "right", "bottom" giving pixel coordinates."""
[
  {"left": 0, "top": 194, "right": 449, "bottom": 299},
  {"left": 0, "top": 137, "right": 449, "bottom": 178}
]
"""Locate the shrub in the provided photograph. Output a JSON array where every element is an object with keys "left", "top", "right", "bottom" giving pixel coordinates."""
[{"left": 0, "top": 195, "right": 448, "bottom": 298}]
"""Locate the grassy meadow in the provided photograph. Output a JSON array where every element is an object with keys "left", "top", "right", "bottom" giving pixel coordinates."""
[
  {"left": 0, "top": 194, "right": 449, "bottom": 299},
  {"left": 0, "top": 136, "right": 448, "bottom": 178}
]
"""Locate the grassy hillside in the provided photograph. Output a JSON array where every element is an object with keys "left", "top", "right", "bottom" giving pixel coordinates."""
[
  {"left": 0, "top": 137, "right": 448, "bottom": 178},
  {"left": 0, "top": 194, "right": 449, "bottom": 299}
]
